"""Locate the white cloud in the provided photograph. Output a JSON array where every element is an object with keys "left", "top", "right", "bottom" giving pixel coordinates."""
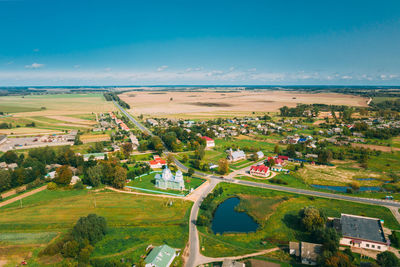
[
  {"left": 24, "top": 63, "right": 44, "bottom": 69},
  {"left": 33, "top": 48, "right": 39, "bottom": 52},
  {"left": 73, "top": 65, "right": 80, "bottom": 69},
  {"left": 0, "top": 68, "right": 399, "bottom": 86},
  {"left": 157, "top": 65, "right": 168, "bottom": 72}
]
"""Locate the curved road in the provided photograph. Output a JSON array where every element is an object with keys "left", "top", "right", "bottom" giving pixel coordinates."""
[{"left": 113, "top": 101, "right": 400, "bottom": 267}]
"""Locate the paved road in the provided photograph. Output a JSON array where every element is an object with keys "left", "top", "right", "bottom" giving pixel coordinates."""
[
  {"left": 185, "top": 178, "right": 220, "bottom": 267},
  {"left": 113, "top": 101, "right": 153, "bottom": 136}
]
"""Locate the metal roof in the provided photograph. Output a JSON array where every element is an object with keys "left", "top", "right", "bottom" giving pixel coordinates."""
[{"left": 340, "top": 214, "right": 386, "bottom": 243}]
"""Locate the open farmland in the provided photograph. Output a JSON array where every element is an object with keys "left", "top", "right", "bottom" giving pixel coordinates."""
[
  {"left": 0, "top": 93, "right": 114, "bottom": 135},
  {"left": 0, "top": 93, "right": 115, "bottom": 116},
  {"left": 120, "top": 90, "right": 368, "bottom": 118}
]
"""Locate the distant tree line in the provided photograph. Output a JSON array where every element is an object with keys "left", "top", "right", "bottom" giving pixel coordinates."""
[{"left": 103, "top": 92, "right": 130, "bottom": 109}]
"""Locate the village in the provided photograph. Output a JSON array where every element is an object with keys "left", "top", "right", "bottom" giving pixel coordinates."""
[{"left": 0, "top": 91, "right": 400, "bottom": 267}]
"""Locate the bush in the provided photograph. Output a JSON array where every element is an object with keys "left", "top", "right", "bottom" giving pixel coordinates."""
[
  {"left": 47, "top": 182, "right": 57, "bottom": 190},
  {"left": 16, "top": 187, "right": 26, "bottom": 194},
  {"left": 269, "top": 178, "right": 288, "bottom": 185},
  {"left": 73, "top": 181, "right": 84, "bottom": 190}
]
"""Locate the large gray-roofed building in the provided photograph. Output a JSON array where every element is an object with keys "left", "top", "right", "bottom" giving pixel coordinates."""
[
  {"left": 338, "top": 213, "right": 388, "bottom": 252},
  {"left": 341, "top": 214, "right": 386, "bottom": 243}
]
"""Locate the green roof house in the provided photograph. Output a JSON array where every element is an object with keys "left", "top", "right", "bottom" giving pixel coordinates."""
[{"left": 145, "top": 244, "right": 177, "bottom": 267}]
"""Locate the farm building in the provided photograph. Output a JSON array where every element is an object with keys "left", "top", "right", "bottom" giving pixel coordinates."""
[
  {"left": 249, "top": 164, "right": 270, "bottom": 177},
  {"left": 155, "top": 167, "right": 185, "bottom": 191},
  {"left": 226, "top": 148, "right": 246, "bottom": 162},
  {"left": 201, "top": 136, "right": 215, "bottom": 148},
  {"left": 145, "top": 244, "right": 177, "bottom": 267},
  {"left": 149, "top": 155, "right": 167, "bottom": 169},
  {"left": 333, "top": 214, "right": 389, "bottom": 252},
  {"left": 289, "top": 241, "right": 322, "bottom": 265}
]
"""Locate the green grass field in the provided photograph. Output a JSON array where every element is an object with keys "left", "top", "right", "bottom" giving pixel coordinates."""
[
  {"left": 0, "top": 188, "right": 192, "bottom": 265},
  {"left": 198, "top": 182, "right": 400, "bottom": 257}
]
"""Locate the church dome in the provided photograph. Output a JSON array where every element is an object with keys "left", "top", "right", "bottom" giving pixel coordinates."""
[
  {"left": 175, "top": 170, "right": 183, "bottom": 181},
  {"left": 162, "top": 167, "right": 173, "bottom": 181}
]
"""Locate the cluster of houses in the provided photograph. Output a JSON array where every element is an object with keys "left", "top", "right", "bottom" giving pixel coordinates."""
[
  {"left": 290, "top": 213, "right": 390, "bottom": 265},
  {"left": 110, "top": 112, "right": 130, "bottom": 131},
  {"left": 93, "top": 112, "right": 113, "bottom": 132},
  {"left": 0, "top": 161, "right": 18, "bottom": 170}
]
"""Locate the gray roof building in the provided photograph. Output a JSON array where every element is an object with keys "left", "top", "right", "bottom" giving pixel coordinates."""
[{"left": 340, "top": 214, "right": 387, "bottom": 244}]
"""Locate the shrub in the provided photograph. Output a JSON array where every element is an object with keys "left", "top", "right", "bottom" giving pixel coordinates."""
[
  {"left": 16, "top": 187, "right": 26, "bottom": 194},
  {"left": 47, "top": 182, "right": 57, "bottom": 190},
  {"left": 73, "top": 181, "right": 84, "bottom": 190}
]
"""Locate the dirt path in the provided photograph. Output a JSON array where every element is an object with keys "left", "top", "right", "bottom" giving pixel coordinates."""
[
  {"left": 0, "top": 185, "right": 47, "bottom": 208},
  {"left": 106, "top": 186, "right": 186, "bottom": 200},
  {"left": 196, "top": 247, "right": 280, "bottom": 266}
]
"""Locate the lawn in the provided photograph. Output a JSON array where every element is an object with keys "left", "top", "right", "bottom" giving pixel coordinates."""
[
  {"left": 127, "top": 172, "right": 205, "bottom": 195},
  {"left": 197, "top": 183, "right": 400, "bottom": 257}
]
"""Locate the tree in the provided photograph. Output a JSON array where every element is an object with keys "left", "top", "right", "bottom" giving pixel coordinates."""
[
  {"left": 274, "top": 144, "right": 280, "bottom": 154},
  {"left": 86, "top": 165, "right": 103, "bottom": 187},
  {"left": 188, "top": 167, "right": 195, "bottom": 177},
  {"left": 54, "top": 165, "right": 73, "bottom": 185},
  {"left": 0, "top": 170, "right": 11, "bottom": 192},
  {"left": 218, "top": 158, "right": 229, "bottom": 174},
  {"left": 122, "top": 142, "right": 133, "bottom": 157},
  {"left": 299, "top": 206, "right": 327, "bottom": 232},
  {"left": 113, "top": 166, "right": 127, "bottom": 189},
  {"left": 78, "top": 244, "right": 94, "bottom": 263},
  {"left": 72, "top": 214, "right": 107, "bottom": 245},
  {"left": 313, "top": 227, "right": 340, "bottom": 253},
  {"left": 377, "top": 251, "right": 400, "bottom": 267},
  {"left": 324, "top": 252, "right": 354, "bottom": 267},
  {"left": 182, "top": 154, "right": 189, "bottom": 163},
  {"left": 1, "top": 151, "right": 18, "bottom": 164},
  {"left": 61, "top": 240, "right": 80, "bottom": 258},
  {"left": 166, "top": 153, "right": 174, "bottom": 166}
]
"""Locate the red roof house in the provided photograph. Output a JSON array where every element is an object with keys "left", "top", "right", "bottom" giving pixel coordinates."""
[
  {"left": 201, "top": 136, "right": 215, "bottom": 148},
  {"left": 250, "top": 164, "right": 270, "bottom": 177},
  {"left": 149, "top": 155, "right": 167, "bottom": 169}
]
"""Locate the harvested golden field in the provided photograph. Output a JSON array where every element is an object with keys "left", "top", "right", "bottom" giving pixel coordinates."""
[
  {"left": 46, "top": 115, "right": 96, "bottom": 125},
  {"left": 120, "top": 90, "right": 368, "bottom": 117},
  {"left": 298, "top": 164, "right": 383, "bottom": 186},
  {"left": 0, "top": 93, "right": 115, "bottom": 116},
  {"left": 80, "top": 133, "right": 111, "bottom": 143}
]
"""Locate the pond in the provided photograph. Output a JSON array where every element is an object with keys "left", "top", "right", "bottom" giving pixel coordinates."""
[
  {"left": 211, "top": 197, "right": 259, "bottom": 234},
  {"left": 311, "top": 184, "right": 382, "bottom": 192}
]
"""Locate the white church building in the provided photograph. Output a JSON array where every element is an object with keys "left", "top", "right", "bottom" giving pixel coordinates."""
[{"left": 155, "top": 167, "right": 185, "bottom": 191}]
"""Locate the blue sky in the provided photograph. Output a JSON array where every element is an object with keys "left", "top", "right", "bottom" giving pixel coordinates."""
[{"left": 0, "top": 0, "right": 399, "bottom": 86}]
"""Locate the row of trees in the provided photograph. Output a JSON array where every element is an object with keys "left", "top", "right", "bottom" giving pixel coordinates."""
[{"left": 103, "top": 92, "right": 130, "bottom": 109}]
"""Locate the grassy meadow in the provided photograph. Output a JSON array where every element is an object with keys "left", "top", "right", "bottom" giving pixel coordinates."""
[{"left": 0, "top": 189, "right": 192, "bottom": 265}]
